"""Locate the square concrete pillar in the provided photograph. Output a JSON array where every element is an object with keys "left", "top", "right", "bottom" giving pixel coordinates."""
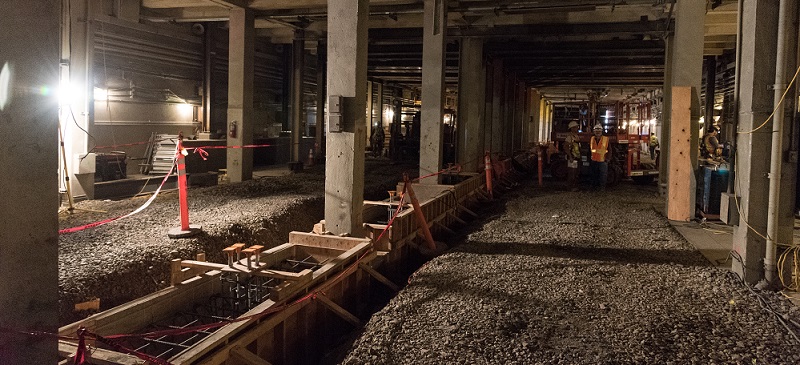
[
  {"left": 325, "top": 0, "right": 368, "bottom": 235},
  {"left": 0, "top": 1, "right": 60, "bottom": 363},
  {"left": 491, "top": 60, "right": 504, "bottom": 153},
  {"left": 226, "top": 7, "right": 255, "bottom": 183},
  {"left": 457, "top": 38, "right": 485, "bottom": 172},
  {"left": 420, "top": 0, "right": 448, "bottom": 183},
  {"left": 733, "top": 0, "right": 780, "bottom": 283}
]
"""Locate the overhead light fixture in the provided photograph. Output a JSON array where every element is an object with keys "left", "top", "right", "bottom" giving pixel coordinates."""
[{"left": 0, "top": 62, "right": 10, "bottom": 111}]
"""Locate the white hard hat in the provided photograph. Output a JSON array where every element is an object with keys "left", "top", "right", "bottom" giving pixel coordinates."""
[
  {"left": 568, "top": 121, "right": 579, "bottom": 129},
  {"left": 593, "top": 124, "right": 603, "bottom": 131}
]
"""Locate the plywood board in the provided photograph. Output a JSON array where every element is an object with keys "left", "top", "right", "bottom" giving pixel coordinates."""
[{"left": 668, "top": 86, "right": 694, "bottom": 221}]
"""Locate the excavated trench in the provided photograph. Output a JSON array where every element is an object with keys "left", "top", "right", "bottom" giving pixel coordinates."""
[{"left": 58, "top": 161, "right": 416, "bottom": 326}]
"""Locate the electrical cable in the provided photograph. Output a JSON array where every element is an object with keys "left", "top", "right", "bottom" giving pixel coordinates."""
[
  {"left": 726, "top": 262, "right": 800, "bottom": 344},
  {"left": 68, "top": 105, "right": 97, "bottom": 162},
  {"left": 738, "top": 63, "right": 800, "bottom": 135},
  {"left": 777, "top": 245, "right": 800, "bottom": 291}
]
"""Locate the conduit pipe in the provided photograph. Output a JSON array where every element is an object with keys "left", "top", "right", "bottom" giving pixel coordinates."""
[{"left": 765, "top": 0, "right": 794, "bottom": 284}]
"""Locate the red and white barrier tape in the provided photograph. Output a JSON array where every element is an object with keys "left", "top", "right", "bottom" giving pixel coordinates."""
[{"left": 59, "top": 161, "right": 176, "bottom": 235}]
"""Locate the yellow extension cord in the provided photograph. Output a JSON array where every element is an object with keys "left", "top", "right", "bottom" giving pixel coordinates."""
[{"left": 778, "top": 245, "right": 800, "bottom": 291}]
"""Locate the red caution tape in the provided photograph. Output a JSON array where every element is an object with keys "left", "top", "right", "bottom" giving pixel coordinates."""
[
  {"left": 193, "top": 147, "right": 209, "bottom": 160},
  {"left": 59, "top": 161, "right": 176, "bottom": 235}
]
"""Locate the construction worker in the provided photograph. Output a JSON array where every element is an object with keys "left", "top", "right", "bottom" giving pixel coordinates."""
[
  {"left": 590, "top": 124, "right": 612, "bottom": 191},
  {"left": 649, "top": 132, "right": 659, "bottom": 162},
  {"left": 563, "top": 121, "right": 581, "bottom": 191},
  {"left": 702, "top": 126, "right": 721, "bottom": 158}
]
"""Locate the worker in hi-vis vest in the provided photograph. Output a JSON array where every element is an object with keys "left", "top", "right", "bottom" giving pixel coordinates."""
[{"left": 590, "top": 124, "right": 612, "bottom": 191}]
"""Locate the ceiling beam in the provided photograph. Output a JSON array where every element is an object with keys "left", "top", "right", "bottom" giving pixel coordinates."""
[{"left": 206, "top": 0, "right": 249, "bottom": 9}]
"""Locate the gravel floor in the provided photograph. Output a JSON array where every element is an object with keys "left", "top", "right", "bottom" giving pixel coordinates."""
[
  {"left": 58, "top": 160, "right": 416, "bottom": 325},
  {"left": 341, "top": 182, "right": 800, "bottom": 365}
]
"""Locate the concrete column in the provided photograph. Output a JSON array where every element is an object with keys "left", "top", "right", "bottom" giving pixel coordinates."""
[
  {"left": 420, "top": 0, "right": 448, "bottom": 182},
  {"left": 483, "top": 60, "right": 494, "bottom": 152},
  {"left": 226, "top": 8, "right": 254, "bottom": 182},
  {"left": 375, "top": 82, "right": 384, "bottom": 141},
  {"left": 63, "top": 0, "right": 94, "bottom": 199},
  {"left": 457, "top": 38, "right": 485, "bottom": 172},
  {"left": 203, "top": 25, "right": 214, "bottom": 133},
  {"left": 491, "top": 60, "right": 504, "bottom": 153},
  {"left": 0, "top": 1, "right": 59, "bottom": 363},
  {"left": 704, "top": 56, "right": 717, "bottom": 132},
  {"left": 518, "top": 81, "right": 527, "bottom": 150},
  {"left": 659, "top": 35, "right": 674, "bottom": 196},
  {"left": 503, "top": 75, "right": 514, "bottom": 154},
  {"left": 366, "top": 81, "right": 373, "bottom": 144},
  {"left": 325, "top": 0, "right": 368, "bottom": 235},
  {"left": 315, "top": 40, "right": 326, "bottom": 157},
  {"left": 291, "top": 29, "right": 305, "bottom": 163},
  {"left": 665, "top": 0, "right": 705, "bottom": 218},
  {"left": 529, "top": 90, "right": 541, "bottom": 145},
  {"left": 732, "top": 0, "right": 779, "bottom": 283}
]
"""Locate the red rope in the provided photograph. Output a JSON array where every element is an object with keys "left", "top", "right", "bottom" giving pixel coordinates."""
[
  {"left": 59, "top": 161, "right": 176, "bottom": 235},
  {"left": 413, "top": 164, "right": 462, "bottom": 182}
]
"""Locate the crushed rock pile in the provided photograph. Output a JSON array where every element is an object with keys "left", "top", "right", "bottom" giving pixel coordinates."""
[{"left": 341, "top": 183, "right": 800, "bottom": 365}]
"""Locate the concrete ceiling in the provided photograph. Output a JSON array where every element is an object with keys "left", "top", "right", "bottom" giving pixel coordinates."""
[{"left": 141, "top": 0, "right": 739, "bottom": 99}]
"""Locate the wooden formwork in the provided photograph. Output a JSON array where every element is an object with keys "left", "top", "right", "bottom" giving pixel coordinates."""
[
  {"left": 360, "top": 172, "right": 484, "bottom": 252},
  {"left": 59, "top": 174, "right": 488, "bottom": 365},
  {"left": 59, "top": 233, "right": 375, "bottom": 365}
]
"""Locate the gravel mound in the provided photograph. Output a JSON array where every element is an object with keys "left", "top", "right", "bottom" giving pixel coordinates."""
[
  {"left": 59, "top": 160, "right": 416, "bottom": 325},
  {"left": 341, "top": 183, "right": 800, "bottom": 365}
]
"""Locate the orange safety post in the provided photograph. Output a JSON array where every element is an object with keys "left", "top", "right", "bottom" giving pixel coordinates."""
[
  {"left": 404, "top": 175, "right": 437, "bottom": 252},
  {"left": 306, "top": 148, "right": 315, "bottom": 166},
  {"left": 178, "top": 136, "right": 189, "bottom": 230},
  {"left": 484, "top": 151, "right": 494, "bottom": 199},
  {"left": 168, "top": 132, "right": 202, "bottom": 238}
]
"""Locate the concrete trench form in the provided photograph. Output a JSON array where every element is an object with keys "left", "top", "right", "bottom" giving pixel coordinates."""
[{"left": 58, "top": 171, "right": 498, "bottom": 364}]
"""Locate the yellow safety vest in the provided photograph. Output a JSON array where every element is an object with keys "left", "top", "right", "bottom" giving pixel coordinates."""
[{"left": 590, "top": 136, "right": 610, "bottom": 162}]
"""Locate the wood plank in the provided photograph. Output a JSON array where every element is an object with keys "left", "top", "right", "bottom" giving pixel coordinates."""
[
  {"left": 448, "top": 211, "right": 467, "bottom": 225},
  {"left": 435, "top": 221, "right": 456, "bottom": 235},
  {"left": 59, "top": 340, "right": 145, "bottom": 365},
  {"left": 181, "top": 260, "right": 313, "bottom": 281},
  {"left": 315, "top": 294, "right": 362, "bottom": 327},
  {"left": 457, "top": 204, "right": 479, "bottom": 217},
  {"left": 230, "top": 345, "right": 274, "bottom": 365},
  {"left": 667, "top": 86, "right": 695, "bottom": 221},
  {"left": 288, "top": 231, "right": 370, "bottom": 250},
  {"left": 170, "top": 259, "right": 183, "bottom": 286},
  {"left": 359, "top": 262, "right": 400, "bottom": 292}
]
